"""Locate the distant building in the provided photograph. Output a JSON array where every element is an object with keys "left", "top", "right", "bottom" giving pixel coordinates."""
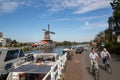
[
  {"left": 0, "top": 38, "right": 3, "bottom": 42},
  {"left": 1, "top": 38, "right": 12, "bottom": 46},
  {"left": 0, "top": 32, "right": 3, "bottom": 38},
  {"left": 0, "top": 32, "right": 12, "bottom": 46},
  {"left": 0, "top": 38, "right": 4, "bottom": 46},
  {"left": 0, "top": 32, "right": 3, "bottom": 43}
]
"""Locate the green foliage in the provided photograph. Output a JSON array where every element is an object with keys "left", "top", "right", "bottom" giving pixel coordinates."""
[
  {"left": 110, "top": 0, "right": 120, "bottom": 35},
  {"left": 55, "top": 41, "right": 80, "bottom": 46},
  {"left": 23, "top": 47, "right": 33, "bottom": 52},
  {"left": 104, "top": 42, "right": 114, "bottom": 52},
  {"left": 104, "top": 41, "right": 120, "bottom": 55},
  {"left": 0, "top": 43, "right": 2, "bottom": 47},
  {"left": 11, "top": 40, "right": 18, "bottom": 44},
  {"left": 112, "top": 46, "right": 120, "bottom": 55},
  {"left": 23, "top": 47, "right": 30, "bottom": 52}
]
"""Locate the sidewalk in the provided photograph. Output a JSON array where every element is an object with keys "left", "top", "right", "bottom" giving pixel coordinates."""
[{"left": 64, "top": 51, "right": 83, "bottom": 80}]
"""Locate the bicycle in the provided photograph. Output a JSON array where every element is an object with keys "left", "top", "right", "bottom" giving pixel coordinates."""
[
  {"left": 103, "top": 58, "right": 112, "bottom": 74},
  {"left": 90, "top": 59, "right": 99, "bottom": 80},
  {"left": 67, "top": 51, "right": 72, "bottom": 60}
]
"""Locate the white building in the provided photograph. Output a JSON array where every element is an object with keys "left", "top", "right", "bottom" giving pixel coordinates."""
[
  {"left": 0, "top": 32, "right": 12, "bottom": 46},
  {"left": 0, "top": 38, "right": 4, "bottom": 44},
  {"left": 2, "top": 38, "right": 12, "bottom": 46}
]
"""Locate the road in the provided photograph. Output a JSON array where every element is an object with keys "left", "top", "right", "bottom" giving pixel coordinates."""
[{"left": 80, "top": 46, "right": 120, "bottom": 80}]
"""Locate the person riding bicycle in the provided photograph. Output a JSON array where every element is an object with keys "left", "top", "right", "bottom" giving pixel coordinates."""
[
  {"left": 89, "top": 49, "right": 100, "bottom": 71},
  {"left": 100, "top": 48, "right": 111, "bottom": 65}
]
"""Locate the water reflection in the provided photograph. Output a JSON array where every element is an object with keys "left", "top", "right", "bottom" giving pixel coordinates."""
[
  {"left": 30, "top": 46, "right": 68, "bottom": 55},
  {"left": 40, "top": 48, "right": 54, "bottom": 53},
  {"left": 40, "top": 46, "right": 65, "bottom": 55}
]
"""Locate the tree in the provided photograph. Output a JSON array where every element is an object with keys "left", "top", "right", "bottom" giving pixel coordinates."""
[
  {"left": 11, "top": 40, "right": 18, "bottom": 44},
  {"left": 110, "top": 0, "right": 120, "bottom": 35}
]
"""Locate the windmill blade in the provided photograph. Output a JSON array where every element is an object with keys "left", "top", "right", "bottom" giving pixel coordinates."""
[
  {"left": 42, "top": 29, "right": 47, "bottom": 31},
  {"left": 48, "top": 24, "right": 50, "bottom": 32},
  {"left": 50, "top": 32, "right": 55, "bottom": 34}
]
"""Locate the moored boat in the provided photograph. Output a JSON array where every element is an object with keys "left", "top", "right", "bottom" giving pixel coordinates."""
[
  {"left": 6, "top": 50, "right": 68, "bottom": 80},
  {"left": 0, "top": 47, "right": 26, "bottom": 80}
]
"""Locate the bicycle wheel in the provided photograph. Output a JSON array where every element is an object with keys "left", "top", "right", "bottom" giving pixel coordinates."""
[
  {"left": 107, "top": 65, "right": 112, "bottom": 74},
  {"left": 94, "top": 70, "right": 99, "bottom": 80}
]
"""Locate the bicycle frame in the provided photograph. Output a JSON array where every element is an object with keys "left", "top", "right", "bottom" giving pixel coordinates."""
[
  {"left": 103, "top": 57, "right": 110, "bottom": 68},
  {"left": 91, "top": 60, "right": 99, "bottom": 80},
  {"left": 92, "top": 60, "right": 97, "bottom": 71},
  {"left": 104, "top": 58, "right": 112, "bottom": 74}
]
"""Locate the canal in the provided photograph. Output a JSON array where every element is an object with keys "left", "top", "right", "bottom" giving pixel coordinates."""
[{"left": 30, "top": 44, "right": 86, "bottom": 56}]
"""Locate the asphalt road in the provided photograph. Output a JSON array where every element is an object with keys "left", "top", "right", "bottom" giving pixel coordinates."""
[{"left": 80, "top": 46, "right": 120, "bottom": 80}]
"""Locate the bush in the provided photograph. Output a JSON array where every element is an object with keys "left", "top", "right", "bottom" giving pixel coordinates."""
[
  {"left": 104, "top": 41, "right": 120, "bottom": 55},
  {"left": 112, "top": 46, "right": 120, "bottom": 55},
  {"left": 104, "top": 42, "right": 114, "bottom": 53}
]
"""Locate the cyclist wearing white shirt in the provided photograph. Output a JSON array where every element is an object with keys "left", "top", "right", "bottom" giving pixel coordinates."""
[
  {"left": 101, "top": 48, "right": 111, "bottom": 65},
  {"left": 89, "top": 49, "right": 100, "bottom": 70}
]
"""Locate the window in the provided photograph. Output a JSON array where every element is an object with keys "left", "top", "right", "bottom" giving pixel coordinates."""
[
  {"left": 5, "top": 50, "right": 19, "bottom": 61},
  {"left": 5, "top": 63, "right": 12, "bottom": 70},
  {"left": 19, "top": 49, "right": 25, "bottom": 58}
]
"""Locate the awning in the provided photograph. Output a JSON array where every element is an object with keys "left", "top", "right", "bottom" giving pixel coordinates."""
[{"left": 9, "top": 64, "right": 51, "bottom": 74}]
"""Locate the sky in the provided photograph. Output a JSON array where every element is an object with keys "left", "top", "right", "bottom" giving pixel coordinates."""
[{"left": 0, "top": 0, "right": 113, "bottom": 42}]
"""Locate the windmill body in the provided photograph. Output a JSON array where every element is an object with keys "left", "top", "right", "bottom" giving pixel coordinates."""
[{"left": 39, "top": 24, "right": 55, "bottom": 48}]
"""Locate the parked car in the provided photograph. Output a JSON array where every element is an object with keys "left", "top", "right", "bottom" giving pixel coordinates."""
[{"left": 75, "top": 47, "right": 84, "bottom": 54}]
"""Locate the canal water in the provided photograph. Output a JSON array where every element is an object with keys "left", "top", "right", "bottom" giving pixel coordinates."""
[
  {"left": 31, "top": 44, "right": 86, "bottom": 56},
  {"left": 31, "top": 46, "right": 71, "bottom": 56}
]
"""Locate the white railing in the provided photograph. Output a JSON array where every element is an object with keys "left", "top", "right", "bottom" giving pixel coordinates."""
[
  {"left": 6, "top": 72, "right": 12, "bottom": 80},
  {"left": 42, "top": 52, "right": 67, "bottom": 80},
  {"left": 7, "top": 72, "right": 19, "bottom": 80}
]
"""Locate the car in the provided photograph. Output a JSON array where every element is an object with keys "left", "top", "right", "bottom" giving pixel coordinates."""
[{"left": 75, "top": 47, "right": 84, "bottom": 54}]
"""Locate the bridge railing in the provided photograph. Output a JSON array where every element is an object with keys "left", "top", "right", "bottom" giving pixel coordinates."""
[{"left": 42, "top": 52, "right": 67, "bottom": 80}]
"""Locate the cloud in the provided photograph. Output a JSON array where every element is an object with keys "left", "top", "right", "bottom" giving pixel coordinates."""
[
  {"left": 74, "top": 0, "right": 111, "bottom": 14},
  {"left": 54, "top": 14, "right": 110, "bottom": 22},
  {"left": 0, "top": 1, "right": 19, "bottom": 13},
  {"left": 55, "top": 18, "right": 71, "bottom": 21},
  {"left": 82, "top": 21, "right": 108, "bottom": 30},
  {"left": 79, "top": 14, "right": 111, "bottom": 20},
  {"left": 0, "top": 0, "right": 41, "bottom": 14},
  {"left": 0, "top": 0, "right": 112, "bottom": 14},
  {"left": 44, "top": 0, "right": 111, "bottom": 14}
]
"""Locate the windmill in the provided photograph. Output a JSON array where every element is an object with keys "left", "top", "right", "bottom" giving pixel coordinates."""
[{"left": 42, "top": 24, "right": 55, "bottom": 40}]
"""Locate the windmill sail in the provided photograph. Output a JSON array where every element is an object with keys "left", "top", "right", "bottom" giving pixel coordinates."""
[
  {"left": 40, "top": 24, "right": 55, "bottom": 49},
  {"left": 42, "top": 24, "right": 55, "bottom": 40}
]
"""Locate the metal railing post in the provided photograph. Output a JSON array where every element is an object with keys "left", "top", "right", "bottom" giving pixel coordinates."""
[{"left": 51, "top": 66, "right": 55, "bottom": 80}]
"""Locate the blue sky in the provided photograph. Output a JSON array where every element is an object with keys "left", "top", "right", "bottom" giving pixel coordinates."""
[{"left": 0, "top": 0, "right": 113, "bottom": 42}]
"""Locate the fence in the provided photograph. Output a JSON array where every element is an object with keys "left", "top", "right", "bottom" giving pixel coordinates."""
[{"left": 42, "top": 52, "right": 67, "bottom": 80}]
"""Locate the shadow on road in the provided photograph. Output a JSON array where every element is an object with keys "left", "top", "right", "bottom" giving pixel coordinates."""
[
  {"left": 112, "top": 54, "right": 120, "bottom": 62},
  {"left": 86, "top": 67, "right": 91, "bottom": 74},
  {"left": 99, "top": 64, "right": 112, "bottom": 74}
]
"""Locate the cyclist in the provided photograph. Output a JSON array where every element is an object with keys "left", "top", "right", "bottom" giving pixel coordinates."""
[
  {"left": 89, "top": 49, "right": 100, "bottom": 71},
  {"left": 100, "top": 48, "right": 111, "bottom": 65}
]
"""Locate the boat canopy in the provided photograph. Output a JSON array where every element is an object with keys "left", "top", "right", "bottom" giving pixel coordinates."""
[{"left": 9, "top": 64, "right": 51, "bottom": 73}]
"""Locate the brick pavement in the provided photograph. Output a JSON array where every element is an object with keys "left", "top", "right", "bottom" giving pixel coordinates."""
[{"left": 64, "top": 52, "right": 83, "bottom": 80}]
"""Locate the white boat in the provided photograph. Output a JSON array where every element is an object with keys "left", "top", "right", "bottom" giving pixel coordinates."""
[
  {"left": 0, "top": 47, "right": 26, "bottom": 80},
  {"left": 6, "top": 50, "right": 67, "bottom": 80}
]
